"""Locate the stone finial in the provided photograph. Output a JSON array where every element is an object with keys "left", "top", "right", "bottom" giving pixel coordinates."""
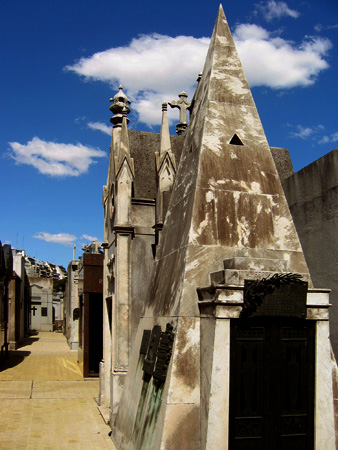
[
  {"left": 120, "top": 110, "right": 130, "bottom": 155},
  {"left": 110, "top": 85, "right": 131, "bottom": 127},
  {"left": 168, "top": 91, "right": 191, "bottom": 135},
  {"left": 159, "top": 102, "right": 171, "bottom": 159}
]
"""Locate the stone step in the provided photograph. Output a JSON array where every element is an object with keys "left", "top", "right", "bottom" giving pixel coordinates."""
[
  {"left": 223, "top": 257, "right": 287, "bottom": 272},
  {"left": 210, "top": 269, "right": 310, "bottom": 286}
]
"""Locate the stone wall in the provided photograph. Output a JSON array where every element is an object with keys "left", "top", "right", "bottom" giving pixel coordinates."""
[
  {"left": 270, "top": 146, "right": 294, "bottom": 181},
  {"left": 282, "top": 147, "right": 338, "bottom": 357}
]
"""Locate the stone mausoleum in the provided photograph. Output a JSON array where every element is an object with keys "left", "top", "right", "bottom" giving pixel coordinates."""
[{"left": 100, "top": 5, "right": 337, "bottom": 449}]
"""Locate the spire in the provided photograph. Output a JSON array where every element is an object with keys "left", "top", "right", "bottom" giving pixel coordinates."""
[
  {"left": 119, "top": 110, "right": 130, "bottom": 158},
  {"left": 158, "top": 102, "right": 171, "bottom": 164},
  {"left": 115, "top": 109, "right": 134, "bottom": 177},
  {"left": 146, "top": 3, "right": 310, "bottom": 317},
  {"left": 155, "top": 102, "right": 177, "bottom": 241},
  {"left": 106, "top": 85, "right": 132, "bottom": 187}
]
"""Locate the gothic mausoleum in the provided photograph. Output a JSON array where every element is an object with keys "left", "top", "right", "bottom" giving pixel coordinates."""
[{"left": 100, "top": 5, "right": 338, "bottom": 449}]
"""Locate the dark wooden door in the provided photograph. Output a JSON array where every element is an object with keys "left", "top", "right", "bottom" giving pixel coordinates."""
[
  {"left": 88, "top": 293, "right": 103, "bottom": 374},
  {"left": 229, "top": 319, "right": 315, "bottom": 450}
]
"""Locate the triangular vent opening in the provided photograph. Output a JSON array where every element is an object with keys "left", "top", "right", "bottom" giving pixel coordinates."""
[{"left": 229, "top": 134, "right": 243, "bottom": 145}]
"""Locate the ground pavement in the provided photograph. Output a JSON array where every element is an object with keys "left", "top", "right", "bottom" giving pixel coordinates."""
[{"left": 0, "top": 332, "right": 116, "bottom": 449}]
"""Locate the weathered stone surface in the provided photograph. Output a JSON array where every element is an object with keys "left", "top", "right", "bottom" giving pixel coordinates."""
[
  {"left": 211, "top": 269, "right": 310, "bottom": 286},
  {"left": 143, "top": 4, "right": 310, "bottom": 321},
  {"left": 282, "top": 148, "right": 338, "bottom": 357},
  {"left": 315, "top": 321, "right": 336, "bottom": 449},
  {"left": 222, "top": 256, "right": 287, "bottom": 271},
  {"left": 270, "top": 146, "right": 294, "bottom": 181}
]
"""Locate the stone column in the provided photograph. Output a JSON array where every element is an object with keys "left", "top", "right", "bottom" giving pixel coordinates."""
[
  {"left": 315, "top": 320, "right": 336, "bottom": 449},
  {"left": 99, "top": 241, "right": 111, "bottom": 408},
  {"left": 111, "top": 226, "right": 134, "bottom": 420}
]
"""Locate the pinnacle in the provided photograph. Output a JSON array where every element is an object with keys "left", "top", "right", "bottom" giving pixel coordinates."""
[
  {"left": 159, "top": 101, "right": 171, "bottom": 159},
  {"left": 145, "top": 5, "right": 309, "bottom": 317}
]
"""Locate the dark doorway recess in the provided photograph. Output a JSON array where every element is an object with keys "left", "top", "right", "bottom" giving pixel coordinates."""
[
  {"left": 229, "top": 318, "right": 315, "bottom": 450},
  {"left": 88, "top": 293, "right": 103, "bottom": 374}
]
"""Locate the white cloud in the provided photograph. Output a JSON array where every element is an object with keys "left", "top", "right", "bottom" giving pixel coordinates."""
[
  {"left": 65, "top": 34, "right": 209, "bottom": 93},
  {"left": 318, "top": 132, "right": 338, "bottom": 145},
  {"left": 315, "top": 23, "right": 338, "bottom": 32},
  {"left": 88, "top": 121, "right": 112, "bottom": 136},
  {"left": 291, "top": 125, "right": 314, "bottom": 139},
  {"left": 255, "top": 1, "right": 300, "bottom": 21},
  {"left": 34, "top": 232, "right": 77, "bottom": 246},
  {"left": 289, "top": 124, "right": 324, "bottom": 140},
  {"left": 65, "top": 27, "right": 331, "bottom": 126},
  {"left": 289, "top": 124, "right": 338, "bottom": 145},
  {"left": 8, "top": 137, "right": 106, "bottom": 177},
  {"left": 82, "top": 234, "right": 98, "bottom": 241},
  {"left": 234, "top": 24, "right": 331, "bottom": 89},
  {"left": 65, "top": 34, "right": 209, "bottom": 126}
]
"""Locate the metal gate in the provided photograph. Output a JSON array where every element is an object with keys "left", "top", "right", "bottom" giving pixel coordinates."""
[{"left": 229, "top": 318, "right": 315, "bottom": 450}]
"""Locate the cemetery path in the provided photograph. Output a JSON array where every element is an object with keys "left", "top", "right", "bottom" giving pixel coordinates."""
[{"left": 0, "top": 332, "right": 116, "bottom": 449}]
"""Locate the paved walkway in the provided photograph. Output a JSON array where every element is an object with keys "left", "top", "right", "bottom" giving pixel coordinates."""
[{"left": 0, "top": 332, "right": 116, "bottom": 449}]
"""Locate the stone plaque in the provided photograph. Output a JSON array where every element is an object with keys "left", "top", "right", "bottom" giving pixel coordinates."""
[
  {"left": 153, "top": 324, "right": 174, "bottom": 385},
  {"left": 244, "top": 280, "right": 307, "bottom": 318},
  {"left": 142, "top": 325, "right": 162, "bottom": 377},
  {"left": 140, "top": 329, "right": 151, "bottom": 355}
]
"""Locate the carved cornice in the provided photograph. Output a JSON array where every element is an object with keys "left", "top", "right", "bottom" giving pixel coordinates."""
[{"left": 113, "top": 225, "right": 135, "bottom": 238}]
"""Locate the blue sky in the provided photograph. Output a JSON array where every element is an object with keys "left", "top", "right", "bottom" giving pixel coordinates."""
[{"left": 1, "top": 0, "right": 337, "bottom": 268}]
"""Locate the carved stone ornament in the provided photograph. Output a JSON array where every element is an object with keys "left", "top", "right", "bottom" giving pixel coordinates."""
[
  {"left": 241, "top": 273, "right": 308, "bottom": 319},
  {"left": 102, "top": 185, "right": 108, "bottom": 206},
  {"left": 110, "top": 85, "right": 131, "bottom": 127},
  {"left": 168, "top": 91, "right": 191, "bottom": 135},
  {"left": 109, "top": 183, "right": 115, "bottom": 220}
]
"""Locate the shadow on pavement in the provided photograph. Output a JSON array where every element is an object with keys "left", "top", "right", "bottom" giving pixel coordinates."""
[
  {"left": 17, "top": 337, "right": 39, "bottom": 348},
  {"left": 0, "top": 350, "right": 31, "bottom": 371}
]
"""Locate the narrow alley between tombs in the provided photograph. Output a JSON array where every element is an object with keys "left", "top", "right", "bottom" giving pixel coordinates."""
[{"left": 0, "top": 332, "right": 115, "bottom": 449}]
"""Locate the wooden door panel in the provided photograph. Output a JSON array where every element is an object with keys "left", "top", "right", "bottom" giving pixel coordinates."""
[{"left": 230, "top": 319, "right": 314, "bottom": 450}]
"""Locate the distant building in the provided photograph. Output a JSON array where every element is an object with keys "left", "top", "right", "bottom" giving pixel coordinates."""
[
  {"left": 0, "top": 242, "right": 13, "bottom": 360},
  {"left": 8, "top": 249, "right": 31, "bottom": 349},
  {"left": 29, "top": 276, "right": 53, "bottom": 332},
  {"left": 64, "top": 259, "right": 80, "bottom": 350},
  {"left": 64, "top": 240, "right": 103, "bottom": 355},
  {"left": 24, "top": 255, "right": 67, "bottom": 280},
  {"left": 53, "top": 290, "right": 64, "bottom": 331},
  {"left": 78, "top": 242, "right": 104, "bottom": 377}
]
